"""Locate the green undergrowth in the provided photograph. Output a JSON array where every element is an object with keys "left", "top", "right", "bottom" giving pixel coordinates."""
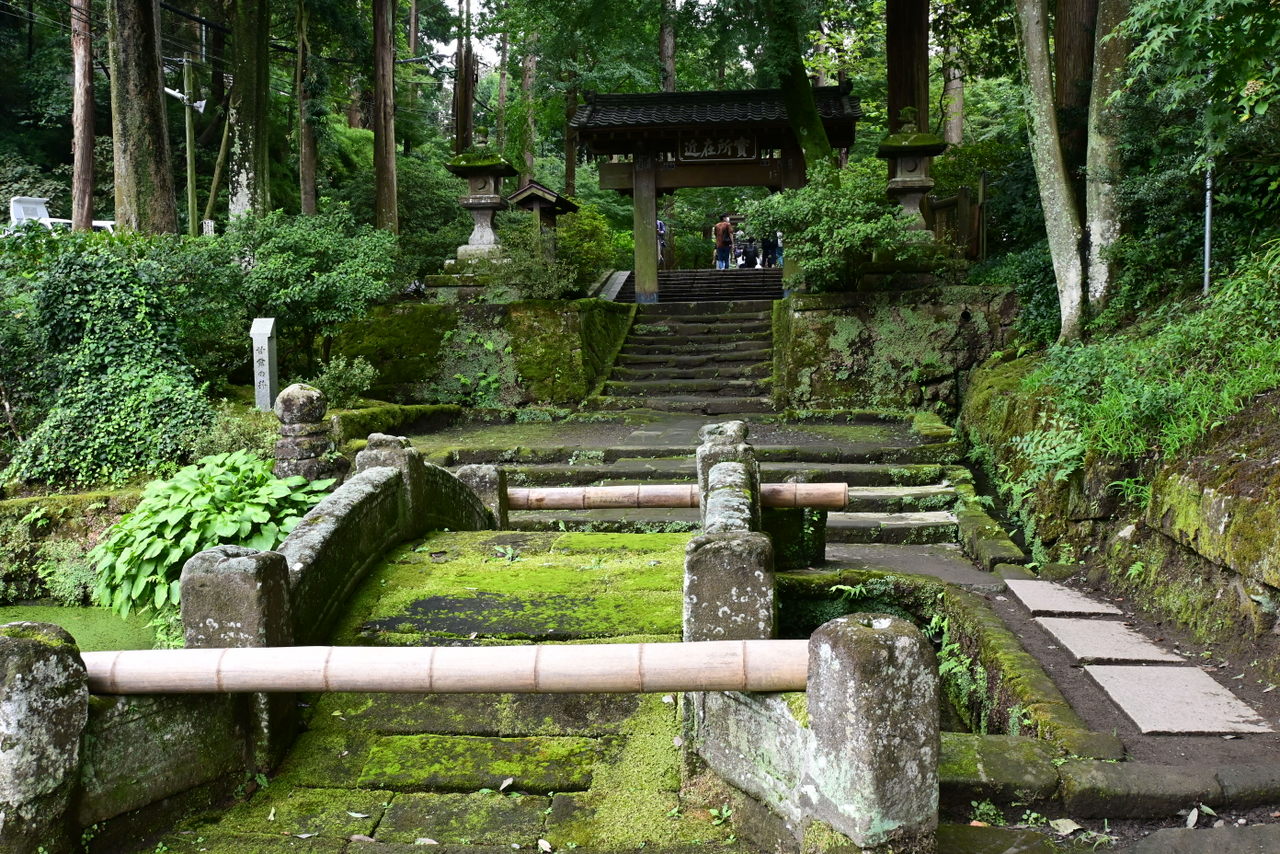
[{"left": 0, "top": 604, "right": 155, "bottom": 651}]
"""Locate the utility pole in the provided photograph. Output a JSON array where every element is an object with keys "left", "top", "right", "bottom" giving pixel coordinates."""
[
  {"left": 183, "top": 53, "right": 198, "bottom": 235},
  {"left": 71, "top": 0, "right": 94, "bottom": 231}
]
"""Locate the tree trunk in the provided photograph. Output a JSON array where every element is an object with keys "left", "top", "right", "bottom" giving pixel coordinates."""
[
  {"left": 373, "top": 0, "right": 398, "bottom": 232},
  {"left": 203, "top": 111, "right": 232, "bottom": 222},
  {"left": 107, "top": 0, "right": 177, "bottom": 232},
  {"left": 1054, "top": 0, "right": 1099, "bottom": 209},
  {"left": 1017, "top": 0, "right": 1085, "bottom": 342},
  {"left": 1084, "top": 0, "right": 1129, "bottom": 315},
  {"left": 228, "top": 0, "right": 271, "bottom": 217},
  {"left": 296, "top": 1, "right": 317, "bottom": 215},
  {"left": 564, "top": 77, "right": 577, "bottom": 196},
  {"left": 405, "top": 0, "right": 418, "bottom": 155},
  {"left": 764, "top": 0, "right": 832, "bottom": 168},
  {"left": 71, "top": 0, "right": 94, "bottom": 231},
  {"left": 521, "top": 40, "right": 536, "bottom": 183},
  {"left": 886, "top": 0, "right": 930, "bottom": 132},
  {"left": 497, "top": 28, "right": 508, "bottom": 145},
  {"left": 942, "top": 61, "right": 963, "bottom": 144},
  {"left": 659, "top": 0, "right": 676, "bottom": 92},
  {"left": 347, "top": 82, "right": 364, "bottom": 128}
]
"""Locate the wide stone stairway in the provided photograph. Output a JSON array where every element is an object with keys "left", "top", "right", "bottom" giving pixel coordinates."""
[{"left": 593, "top": 300, "right": 775, "bottom": 415}]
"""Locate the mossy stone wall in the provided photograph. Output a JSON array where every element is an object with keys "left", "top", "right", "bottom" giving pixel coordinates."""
[
  {"left": 334, "top": 298, "right": 633, "bottom": 407},
  {"left": 773, "top": 286, "right": 1015, "bottom": 416},
  {"left": 960, "top": 356, "right": 1280, "bottom": 682}
]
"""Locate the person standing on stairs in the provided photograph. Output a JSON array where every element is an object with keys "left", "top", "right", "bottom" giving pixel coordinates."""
[{"left": 713, "top": 214, "right": 735, "bottom": 270}]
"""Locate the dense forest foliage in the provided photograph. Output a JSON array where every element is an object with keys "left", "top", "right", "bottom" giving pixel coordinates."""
[{"left": 1, "top": 0, "right": 1278, "bottom": 495}]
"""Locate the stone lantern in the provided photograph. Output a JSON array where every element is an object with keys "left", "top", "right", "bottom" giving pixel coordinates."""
[
  {"left": 444, "top": 148, "right": 519, "bottom": 265},
  {"left": 876, "top": 123, "right": 948, "bottom": 227}
]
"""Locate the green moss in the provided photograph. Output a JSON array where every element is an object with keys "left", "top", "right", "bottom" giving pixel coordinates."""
[
  {"left": 377, "top": 790, "right": 550, "bottom": 845},
  {"left": 782, "top": 692, "right": 810, "bottom": 727},
  {"left": 333, "top": 302, "right": 456, "bottom": 392},
  {"left": 0, "top": 605, "right": 153, "bottom": 651},
  {"left": 214, "top": 786, "right": 392, "bottom": 838},
  {"left": 328, "top": 403, "right": 462, "bottom": 444},
  {"left": 357, "top": 733, "right": 600, "bottom": 792}
]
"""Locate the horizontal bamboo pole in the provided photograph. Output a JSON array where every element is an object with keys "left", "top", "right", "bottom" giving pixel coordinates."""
[
  {"left": 507, "top": 483, "right": 847, "bottom": 511},
  {"left": 80, "top": 640, "right": 809, "bottom": 695}
]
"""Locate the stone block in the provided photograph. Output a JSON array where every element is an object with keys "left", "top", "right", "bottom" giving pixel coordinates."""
[
  {"left": 181, "top": 546, "right": 294, "bottom": 769},
  {"left": 696, "top": 420, "right": 760, "bottom": 529},
  {"left": 455, "top": 464, "right": 507, "bottom": 528},
  {"left": 274, "top": 435, "right": 334, "bottom": 460},
  {"left": 1036, "top": 618, "right": 1182, "bottom": 664},
  {"left": 1060, "top": 760, "right": 1221, "bottom": 817},
  {"left": 278, "top": 421, "right": 328, "bottom": 438},
  {"left": 1217, "top": 764, "right": 1280, "bottom": 808},
  {"left": 274, "top": 457, "right": 346, "bottom": 482},
  {"left": 1086, "top": 665, "right": 1272, "bottom": 734},
  {"left": 703, "top": 461, "right": 753, "bottom": 533},
  {"left": 1005, "top": 580, "right": 1122, "bottom": 617},
  {"left": 938, "top": 732, "right": 1059, "bottom": 803},
  {"left": 1129, "top": 826, "right": 1280, "bottom": 854},
  {"left": 274, "top": 383, "right": 327, "bottom": 425},
  {"left": 0, "top": 622, "right": 89, "bottom": 854},
  {"left": 683, "top": 532, "right": 775, "bottom": 641},
  {"left": 807, "top": 614, "right": 939, "bottom": 849}
]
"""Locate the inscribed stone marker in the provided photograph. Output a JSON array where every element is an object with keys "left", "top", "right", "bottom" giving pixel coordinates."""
[{"left": 250, "top": 317, "right": 278, "bottom": 412}]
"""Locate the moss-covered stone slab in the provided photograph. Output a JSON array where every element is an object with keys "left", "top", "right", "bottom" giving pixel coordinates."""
[
  {"left": 306, "top": 692, "right": 640, "bottom": 738},
  {"left": 377, "top": 790, "right": 550, "bottom": 845},
  {"left": 211, "top": 786, "right": 392, "bottom": 838},
  {"left": 271, "top": 730, "right": 375, "bottom": 789},
  {"left": 939, "top": 733, "right": 1059, "bottom": 804},
  {"left": 1060, "top": 760, "right": 1221, "bottom": 817},
  {"left": 152, "top": 833, "right": 348, "bottom": 853},
  {"left": 357, "top": 733, "right": 602, "bottom": 793}
]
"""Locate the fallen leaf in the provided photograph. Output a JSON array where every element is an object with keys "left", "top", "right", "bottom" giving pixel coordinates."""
[
  {"left": 1264, "top": 685, "right": 1277, "bottom": 693},
  {"left": 672, "top": 736, "right": 684, "bottom": 747},
  {"left": 1213, "top": 820, "right": 1225, "bottom": 828},
  {"left": 1048, "top": 818, "right": 1083, "bottom": 836},
  {"left": 267, "top": 807, "right": 276, "bottom": 822},
  {"left": 1200, "top": 804, "right": 1218, "bottom": 816},
  {"left": 661, "top": 694, "right": 674, "bottom": 704},
  {"left": 295, "top": 833, "right": 318, "bottom": 839},
  {"left": 347, "top": 811, "right": 371, "bottom": 818},
  {"left": 969, "top": 820, "right": 989, "bottom": 827},
  {"left": 500, "top": 776, "right": 515, "bottom": 791},
  {"left": 538, "top": 839, "right": 553, "bottom": 852},
  {"left": 1222, "top": 735, "right": 1240, "bottom": 740},
  {"left": 1186, "top": 808, "right": 1199, "bottom": 828},
  {"left": 349, "top": 835, "right": 376, "bottom": 842},
  {"left": 415, "top": 838, "right": 439, "bottom": 845}
]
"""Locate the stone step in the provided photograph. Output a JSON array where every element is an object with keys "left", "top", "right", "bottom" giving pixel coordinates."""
[
  {"left": 618, "top": 337, "right": 771, "bottom": 356},
  {"left": 1085, "top": 666, "right": 1272, "bottom": 735},
  {"left": 1034, "top": 617, "right": 1183, "bottom": 665},
  {"left": 356, "top": 733, "right": 603, "bottom": 793},
  {"left": 635, "top": 299, "right": 776, "bottom": 317},
  {"left": 821, "top": 543, "right": 1006, "bottom": 593},
  {"left": 826, "top": 511, "right": 958, "bottom": 544},
  {"left": 611, "top": 363, "right": 771, "bottom": 382},
  {"left": 592, "top": 395, "right": 774, "bottom": 414},
  {"left": 626, "top": 330, "right": 772, "bottom": 346},
  {"left": 1005, "top": 580, "right": 1124, "bottom": 617},
  {"left": 499, "top": 460, "right": 948, "bottom": 487},
  {"left": 507, "top": 508, "right": 700, "bottom": 534},
  {"left": 1128, "top": 825, "right": 1280, "bottom": 853},
  {"left": 602, "top": 378, "right": 767, "bottom": 397},
  {"left": 629, "top": 319, "right": 771, "bottom": 336},
  {"left": 614, "top": 348, "right": 772, "bottom": 366}
]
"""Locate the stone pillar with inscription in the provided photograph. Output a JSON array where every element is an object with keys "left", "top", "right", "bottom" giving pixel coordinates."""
[{"left": 250, "top": 317, "right": 278, "bottom": 412}]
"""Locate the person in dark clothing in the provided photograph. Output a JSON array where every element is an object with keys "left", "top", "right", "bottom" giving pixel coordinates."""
[
  {"left": 713, "top": 215, "right": 734, "bottom": 269},
  {"left": 761, "top": 233, "right": 778, "bottom": 268},
  {"left": 741, "top": 239, "right": 759, "bottom": 269}
]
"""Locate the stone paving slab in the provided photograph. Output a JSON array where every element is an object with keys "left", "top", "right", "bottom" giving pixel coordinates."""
[
  {"left": 936, "top": 824, "right": 1058, "bottom": 853},
  {"left": 1036, "top": 617, "right": 1184, "bottom": 664},
  {"left": 1127, "top": 825, "right": 1280, "bottom": 853},
  {"left": 1005, "top": 580, "right": 1123, "bottom": 616},
  {"left": 1086, "top": 666, "right": 1273, "bottom": 734}
]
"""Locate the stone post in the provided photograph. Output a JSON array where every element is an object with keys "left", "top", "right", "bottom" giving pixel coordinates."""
[
  {"left": 806, "top": 614, "right": 939, "bottom": 851},
  {"left": 455, "top": 464, "right": 508, "bottom": 529},
  {"left": 695, "top": 421, "right": 760, "bottom": 530},
  {"left": 274, "top": 383, "right": 345, "bottom": 483},
  {"left": 355, "top": 433, "right": 430, "bottom": 540},
  {"left": 182, "top": 546, "right": 293, "bottom": 770},
  {"left": 683, "top": 532, "right": 775, "bottom": 642},
  {"left": 0, "top": 622, "right": 89, "bottom": 854},
  {"left": 250, "top": 317, "right": 278, "bottom": 412}
]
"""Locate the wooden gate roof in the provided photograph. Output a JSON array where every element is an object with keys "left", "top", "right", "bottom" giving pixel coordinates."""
[{"left": 570, "top": 83, "right": 862, "bottom": 155}]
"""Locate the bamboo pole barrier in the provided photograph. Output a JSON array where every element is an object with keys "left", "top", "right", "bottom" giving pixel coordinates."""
[
  {"left": 506, "top": 483, "right": 847, "bottom": 511},
  {"left": 80, "top": 640, "right": 809, "bottom": 695}
]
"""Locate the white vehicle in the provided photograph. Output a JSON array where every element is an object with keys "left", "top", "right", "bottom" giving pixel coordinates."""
[{"left": 7, "top": 196, "right": 114, "bottom": 234}]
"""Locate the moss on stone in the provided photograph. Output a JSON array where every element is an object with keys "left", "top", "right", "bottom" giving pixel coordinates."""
[
  {"left": 357, "top": 733, "right": 601, "bottom": 792},
  {"left": 377, "top": 790, "right": 550, "bottom": 845},
  {"left": 782, "top": 692, "right": 810, "bottom": 727},
  {"left": 328, "top": 404, "right": 462, "bottom": 444},
  {"left": 214, "top": 785, "right": 391, "bottom": 838}
]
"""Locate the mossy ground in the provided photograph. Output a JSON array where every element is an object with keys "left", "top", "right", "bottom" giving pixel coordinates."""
[
  {"left": 164, "top": 531, "right": 736, "bottom": 851},
  {"left": 0, "top": 604, "right": 154, "bottom": 650}
]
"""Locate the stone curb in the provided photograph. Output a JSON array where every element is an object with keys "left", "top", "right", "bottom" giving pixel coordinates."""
[{"left": 955, "top": 505, "right": 1028, "bottom": 570}]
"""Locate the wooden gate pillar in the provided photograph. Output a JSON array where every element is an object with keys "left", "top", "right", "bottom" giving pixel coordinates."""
[{"left": 632, "top": 152, "right": 660, "bottom": 303}]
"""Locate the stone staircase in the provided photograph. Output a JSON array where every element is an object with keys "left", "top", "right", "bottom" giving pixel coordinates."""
[
  {"left": 593, "top": 300, "right": 775, "bottom": 414},
  {"left": 615, "top": 268, "right": 784, "bottom": 303}
]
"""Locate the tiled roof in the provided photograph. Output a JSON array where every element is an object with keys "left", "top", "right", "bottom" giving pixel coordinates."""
[{"left": 570, "top": 84, "right": 862, "bottom": 130}]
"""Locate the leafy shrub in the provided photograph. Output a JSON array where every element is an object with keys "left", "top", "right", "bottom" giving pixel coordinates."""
[
  {"left": 37, "top": 538, "right": 97, "bottom": 606},
  {"left": 3, "top": 236, "right": 214, "bottom": 486},
  {"left": 306, "top": 355, "right": 378, "bottom": 408},
  {"left": 741, "top": 159, "right": 922, "bottom": 290},
  {"left": 555, "top": 205, "right": 617, "bottom": 292},
  {"left": 969, "top": 240, "right": 1059, "bottom": 344},
  {"left": 90, "top": 451, "right": 332, "bottom": 618},
  {"left": 493, "top": 213, "right": 581, "bottom": 300},
  {"left": 188, "top": 401, "right": 279, "bottom": 460}
]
